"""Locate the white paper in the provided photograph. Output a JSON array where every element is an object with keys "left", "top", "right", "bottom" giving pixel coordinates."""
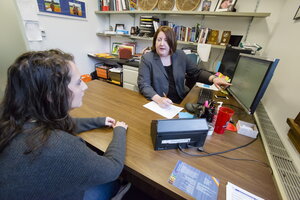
[
  {"left": 196, "top": 82, "right": 219, "bottom": 91},
  {"left": 226, "top": 182, "right": 264, "bottom": 200},
  {"left": 25, "top": 21, "right": 42, "bottom": 41},
  {"left": 143, "top": 101, "right": 183, "bottom": 119},
  {"left": 16, "top": 0, "right": 39, "bottom": 21},
  {"left": 197, "top": 43, "right": 211, "bottom": 62}
]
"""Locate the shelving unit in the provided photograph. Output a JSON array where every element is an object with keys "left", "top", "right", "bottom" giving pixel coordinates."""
[
  {"left": 95, "top": 10, "right": 270, "bottom": 18},
  {"left": 96, "top": 33, "right": 226, "bottom": 49},
  {"left": 95, "top": 10, "right": 270, "bottom": 50},
  {"left": 93, "top": 9, "right": 271, "bottom": 90}
]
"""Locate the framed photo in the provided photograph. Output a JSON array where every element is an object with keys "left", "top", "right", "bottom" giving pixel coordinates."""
[
  {"left": 115, "top": 24, "right": 125, "bottom": 31},
  {"left": 294, "top": 6, "right": 300, "bottom": 20},
  {"left": 37, "top": 0, "right": 86, "bottom": 19},
  {"left": 111, "top": 42, "right": 122, "bottom": 55},
  {"left": 202, "top": 0, "right": 212, "bottom": 11},
  {"left": 215, "top": 0, "right": 237, "bottom": 12}
]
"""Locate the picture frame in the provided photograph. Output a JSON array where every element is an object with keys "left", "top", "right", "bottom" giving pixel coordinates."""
[
  {"left": 115, "top": 24, "right": 125, "bottom": 31},
  {"left": 294, "top": 6, "right": 300, "bottom": 20},
  {"left": 37, "top": 0, "right": 86, "bottom": 19},
  {"left": 201, "top": 0, "right": 212, "bottom": 12},
  {"left": 111, "top": 42, "right": 122, "bottom": 55},
  {"left": 215, "top": 0, "right": 237, "bottom": 12}
]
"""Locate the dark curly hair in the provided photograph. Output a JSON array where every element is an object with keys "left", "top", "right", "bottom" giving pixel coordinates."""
[{"left": 0, "top": 49, "right": 75, "bottom": 154}]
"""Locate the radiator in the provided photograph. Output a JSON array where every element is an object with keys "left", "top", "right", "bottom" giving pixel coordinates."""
[{"left": 254, "top": 103, "right": 300, "bottom": 200}]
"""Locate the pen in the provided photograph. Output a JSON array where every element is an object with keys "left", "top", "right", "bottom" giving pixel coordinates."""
[{"left": 163, "top": 92, "right": 167, "bottom": 98}]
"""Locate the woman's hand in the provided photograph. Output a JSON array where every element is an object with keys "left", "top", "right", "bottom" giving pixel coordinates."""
[
  {"left": 113, "top": 121, "right": 128, "bottom": 130},
  {"left": 152, "top": 94, "right": 173, "bottom": 108},
  {"left": 105, "top": 117, "right": 116, "bottom": 127},
  {"left": 209, "top": 75, "right": 232, "bottom": 90}
]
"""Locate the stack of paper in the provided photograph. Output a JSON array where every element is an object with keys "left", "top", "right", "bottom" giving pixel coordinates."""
[
  {"left": 226, "top": 182, "right": 264, "bottom": 200},
  {"left": 143, "top": 101, "right": 183, "bottom": 119}
]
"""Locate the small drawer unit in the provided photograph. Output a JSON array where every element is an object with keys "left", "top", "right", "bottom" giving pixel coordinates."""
[{"left": 123, "top": 65, "right": 139, "bottom": 92}]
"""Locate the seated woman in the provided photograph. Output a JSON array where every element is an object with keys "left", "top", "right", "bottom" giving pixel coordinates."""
[
  {"left": 0, "top": 50, "right": 128, "bottom": 200},
  {"left": 138, "top": 26, "right": 230, "bottom": 108}
]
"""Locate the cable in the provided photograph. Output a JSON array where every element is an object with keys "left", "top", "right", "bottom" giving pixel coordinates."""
[
  {"left": 202, "top": 150, "right": 271, "bottom": 168},
  {"left": 178, "top": 137, "right": 258, "bottom": 157}
]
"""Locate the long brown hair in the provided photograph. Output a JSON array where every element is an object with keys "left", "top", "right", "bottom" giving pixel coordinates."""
[
  {"left": 0, "top": 49, "right": 75, "bottom": 154},
  {"left": 151, "top": 26, "right": 177, "bottom": 55}
]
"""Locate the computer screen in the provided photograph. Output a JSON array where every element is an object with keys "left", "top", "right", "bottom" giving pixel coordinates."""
[
  {"left": 228, "top": 54, "right": 280, "bottom": 114},
  {"left": 218, "top": 46, "right": 252, "bottom": 80}
]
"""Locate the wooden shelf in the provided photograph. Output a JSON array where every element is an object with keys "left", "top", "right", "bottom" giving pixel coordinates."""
[
  {"left": 97, "top": 33, "right": 226, "bottom": 49},
  {"left": 95, "top": 10, "right": 270, "bottom": 18}
]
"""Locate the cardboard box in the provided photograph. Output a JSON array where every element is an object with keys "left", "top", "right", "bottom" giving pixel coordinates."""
[{"left": 236, "top": 120, "right": 259, "bottom": 138}]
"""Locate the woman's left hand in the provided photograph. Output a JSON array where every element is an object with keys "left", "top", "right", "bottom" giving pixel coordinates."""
[
  {"left": 212, "top": 77, "right": 232, "bottom": 90},
  {"left": 105, "top": 117, "right": 116, "bottom": 127}
]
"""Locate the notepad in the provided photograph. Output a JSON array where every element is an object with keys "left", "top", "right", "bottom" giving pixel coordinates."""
[
  {"left": 143, "top": 101, "right": 183, "bottom": 119},
  {"left": 226, "top": 182, "right": 264, "bottom": 200},
  {"left": 196, "top": 82, "right": 218, "bottom": 91}
]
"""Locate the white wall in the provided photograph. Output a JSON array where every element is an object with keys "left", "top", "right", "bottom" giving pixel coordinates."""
[
  {"left": 23, "top": 0, "right": 109, "bottom": 74},
  {"left": 0, "top": 0, "right": 28, "bottom": 98},
  {"left": 261, "top": 0, "right": 300, "bottom": 172}
]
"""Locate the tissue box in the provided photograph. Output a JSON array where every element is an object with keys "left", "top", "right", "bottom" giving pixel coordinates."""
[{"left": 236, "top": 120, "right": 258, "bottom": 138}]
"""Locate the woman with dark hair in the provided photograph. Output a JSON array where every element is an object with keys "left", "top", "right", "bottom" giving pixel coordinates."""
[
  {"left": 0, "top": 50, "right": 128, "bottom": 200},
  {"left": 138, "top": 26, "right": 230, "bottom": 108}
]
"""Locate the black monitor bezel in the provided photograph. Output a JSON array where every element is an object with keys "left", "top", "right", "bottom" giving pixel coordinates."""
[
  {"left": 218, "top": 46, "right": 252, "bottom": 80},
  {"left": 227, "top": 53, "right": 279, "bottom": 114}
]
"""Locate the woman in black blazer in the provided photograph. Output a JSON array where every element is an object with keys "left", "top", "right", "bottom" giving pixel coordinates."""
[{"left": 138, "top": 26, "right": 230, "bottom": 108}]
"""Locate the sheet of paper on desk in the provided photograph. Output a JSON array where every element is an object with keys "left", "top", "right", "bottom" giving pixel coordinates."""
[
  {"left": 196, "top": 82, "right": 218, "bottom": 91},
  {"left": 226, "top": 182, "right": 264, "bottom": 200},
  {"left": 168, "top": 160, "right": 219, "bottom": 200},
  {"left": 143, "top": 101, "right": 183, "bottom": 119}
]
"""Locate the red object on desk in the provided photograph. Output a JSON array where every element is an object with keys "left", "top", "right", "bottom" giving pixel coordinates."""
[
  {"left": 214, "top": 107, "right": 235, "bottom": 134},
  {"left": 226, "top": 123, "right": 237, "bottom": 132}
]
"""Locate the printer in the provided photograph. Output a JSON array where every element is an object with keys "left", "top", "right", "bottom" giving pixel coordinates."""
[{"left": 151, "top": 118, "right": 209, "bottom": 150}]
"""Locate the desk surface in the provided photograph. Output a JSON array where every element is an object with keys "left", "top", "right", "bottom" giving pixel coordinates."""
[{"left": 70, "top": 80, "right": 279, "bottom": 200}]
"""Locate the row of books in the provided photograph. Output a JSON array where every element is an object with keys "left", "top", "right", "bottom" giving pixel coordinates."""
[
  {"left": 139, "top": 16, "right": 159, "bottom": 37},
  {"left": 99, "top": 0, "right": 137, "bottom": 11},
  {"left": 173, "top": 25, "right": 211, "bottom": 43}
]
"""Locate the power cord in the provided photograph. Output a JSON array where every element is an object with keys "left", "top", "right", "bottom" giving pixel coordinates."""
[
  {"left": 178, "top": 135, "right": 271, "bottom": 169},
  {"left": 178, "top": 137, "right": 258, "bottom": 157},
  {"left": 202, "top": 150, "right": 271, "bottom": 169}
]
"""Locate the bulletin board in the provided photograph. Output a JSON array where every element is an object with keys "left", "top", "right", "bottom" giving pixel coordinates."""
[{"left": 36, "top": 0, "right": 86, "bottom": 18}]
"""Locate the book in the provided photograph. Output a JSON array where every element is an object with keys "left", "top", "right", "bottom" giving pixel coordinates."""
[
  {"left": 129, "top": 0, "right": 137, "bottom": 10},
  {"left": 169, "top": 161, "right": 219, "bottom": 200}
]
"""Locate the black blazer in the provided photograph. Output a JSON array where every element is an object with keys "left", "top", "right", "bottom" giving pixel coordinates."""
[{"left": 138, "top": 50, "right": 212, "bottom": 101}]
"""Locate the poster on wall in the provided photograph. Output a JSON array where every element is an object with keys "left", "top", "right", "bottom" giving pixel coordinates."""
[{"left": 37, "top": 0, "right": 86, "bottom": 18}]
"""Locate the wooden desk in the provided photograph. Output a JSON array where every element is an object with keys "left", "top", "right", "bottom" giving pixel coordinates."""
[{"left": 70, "top": 80, "right": 279, "bottom": 200}]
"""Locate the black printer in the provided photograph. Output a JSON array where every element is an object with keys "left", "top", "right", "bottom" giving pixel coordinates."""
[{"left": 151, "top": 118, "right": 209, "bottom": 150}]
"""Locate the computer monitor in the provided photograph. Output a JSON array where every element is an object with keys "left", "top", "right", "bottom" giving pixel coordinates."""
[
  {"left": 218, "top": 46, "right": 252, "bottom": 80},
  {"left": 228, "top": 35, "right": 243, "bottom": 47},
  {"left": 227, "top": 54, "right": 280, "bottom": 114}
]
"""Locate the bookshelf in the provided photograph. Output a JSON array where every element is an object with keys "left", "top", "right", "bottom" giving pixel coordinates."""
[
  {"left": 95, "top": 10, "right": 271, "bottom": 50},
  {"left": 95, "top": 10, "right": 270, "bottom": 18},
  {"left": 96, "top": 33, "right": 226, "bottom": 49}
]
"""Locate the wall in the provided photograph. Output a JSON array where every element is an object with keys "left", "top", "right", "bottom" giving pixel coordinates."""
[
  {"left": 261, "top": 0, "right": 300, "bottom": 172},
  {"left": 22, "top": 0, "right": 108, "bottom": 75},
  {"left": 0, "top": 0, "right": 28, "bottom": 99}
]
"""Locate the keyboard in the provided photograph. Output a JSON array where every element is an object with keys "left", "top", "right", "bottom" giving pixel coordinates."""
[{"left": 197, "top": 88, "right": 213, "bottom": 105}]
